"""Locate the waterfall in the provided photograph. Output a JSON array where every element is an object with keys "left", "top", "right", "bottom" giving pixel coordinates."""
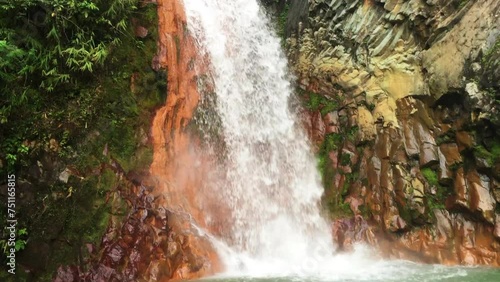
[{"left": 182, "top": 0, "right": 338, "bottom": 275}]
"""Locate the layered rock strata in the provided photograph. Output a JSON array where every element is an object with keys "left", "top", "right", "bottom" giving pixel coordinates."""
[{"left": 288, "top": 0, "right": 500, "bottom": 266}]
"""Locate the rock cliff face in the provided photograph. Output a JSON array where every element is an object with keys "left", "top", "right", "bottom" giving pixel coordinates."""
[
  {"left": 55, "top": 159, "right": 219, "bottom": 281},
  {"left": 54, "top": 1, "right": 221, "bottom": 280},
  {"left": 148, "top": 0, "right": 221, "bottom": 278},
  {"left": 284, "top": 0, "right": 500, "bottom": 265}
]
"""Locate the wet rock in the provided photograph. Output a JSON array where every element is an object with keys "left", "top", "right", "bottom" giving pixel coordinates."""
[
  {"left": 467, "top": 171, "right": 496, "bottom": 224},
  {"left": 475, "top": 155, "right": 491, "bottom": 170},
  {"left": 434, "top": 210, "right": 453, "bottom": 241},
  {"left": 420, "top": 142, "right": 439, "bottom": 167},
  {"left": 415, "top": 122, "right": 438, "bottom": 167},
  {"left": 495, "top": 215, "right": 500, "bottom": 239},
  {"left": 54, "top": 266, "right": 80, "bottom": 282},
  {"left": 59, "top": 168, "right": 71, "bottom": 183},
  {"left": 450, "top": 167, "right": 470, "bottom": 210},
  {"left": 438, "top": 143, "right": 462, "bottom": 184},
  {"left": 422, "top": 0, "right": 500, "bottom": 99},
  {"left": 388, "top": 215, "right": 408, "bottom": 232},
  {"left": 18, "top": 240, "right": 50, "bottom": 274},
  {"left": 439, "top": 143, "right": 462, "bottom": 165},
  {"left": 456, "top": 131, "right": 475, "bottom": 152},
  {"left": 345, "top": 191, "right": 362, "bottom": 212},
  {"left": 331, "top": 215, "right": 374, "bottom": 252},
  {"left": 437, "top": 149, "right": 452, "bottom": 185},
  {"left": 323, "top": 111, "right": 339, "bottom": 135},
  {"left": 357, "top": 106, "right": 376, "bottom": 141},
  {"left": 402, "top": 121, "right": 420, "bottom": 157},
  {"left": 135, "top": 25, "right": 149, "bottom": 38},
  {"left": 312, "top": 110, "right": 326, "bottom": 143}
]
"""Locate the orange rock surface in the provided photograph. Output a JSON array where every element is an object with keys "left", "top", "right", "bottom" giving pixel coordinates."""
[{"left": 149, "top": 0, "right": 222, "bottom": 279}]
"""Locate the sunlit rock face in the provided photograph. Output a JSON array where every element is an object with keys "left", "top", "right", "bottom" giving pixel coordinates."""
[{"left": 287, "top": 0, "right": 500, "bottom": 266}]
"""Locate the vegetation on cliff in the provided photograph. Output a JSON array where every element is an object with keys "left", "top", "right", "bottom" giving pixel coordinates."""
[{"left": 0, "top": 1, "right": 164, "bottom": 280}]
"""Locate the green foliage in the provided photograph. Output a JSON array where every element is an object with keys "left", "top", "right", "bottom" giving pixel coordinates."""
[
  {"left": 366, "top": 102, "right": 376, "bottom": 111},
  {"left": 323, "top": 133, "right": 343, "bottom": 152},
  {"left": 0, "top": 1, "right": 162, "bottom": 279},
  {"left": 0, "top": 0, "right": 164, "bottom": 173},
  {"left": 492, "top": 143, "right": 500, "bottom": 160},
  {"left": 427, "top": 185, "right": 452, "bottom": 211},
  {"left": 347, "top": 126, "right": 358, "bottom": 141},
  {"left": 21, "top": 169, "right": 130, "bottom": 281},
  {"left": 316, "top": 131, "right": 358, "bottom": 218},
  {"left": 277, "top": 2, "right": 289, "bottom": 40},
  {"left": 449, "top": 161, "right": 463, "bottom": 172},
  {"left": 474, "top": 143, "right": 500, "bottom": 166},
  {"left": 0, "top": 0, "right": 136, "bottom": 91},
  {"left": 0, "top": 227, "right": 28, "bottom": 256},
  {"left": 436, "top": 129, "right": 456, "bottom": 145},
  {"left": 2, "top": 138, "right": 29, "bottom": 168},
  {"left": 317, "top": 153, "right": 328, "bottom": 179},
  {"left": 421, "top": 167, "right": 438, "bottom": 186},
  {"left": 340, "top": 153, "right": 351, "bottom": 166},
  {"left": 328, "top": 201, "right": 352, "bottom": 218},
  {"left": 15, "top": 228, "right": 28, "bottom": 251},
  {"left": 422, "top": 167, "right": 452, "bottom": 212},
  {"left": 317, "top": 134, "right": 341, "bottom": 193},
  {"left": 308, "top": 92, "right": 321, "bottom": 110},
  {"left": 304, "top": 91, "right": 339, "bottom": 116},
  {"left": 0, "top": 0, "right": 137, "bottom": 169}
]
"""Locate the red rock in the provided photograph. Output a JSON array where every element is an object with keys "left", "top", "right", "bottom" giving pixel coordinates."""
[
  {"left": 323, "top": 111, "right": 339, "bottom": 134},
  {"left": 456, "top": 131, "right": 475, "bottom": 152},
  {"left": 389, "top": 215, "right": 408, "bottom": 232},
  {"left": 135, "top": 25, "right": 149, "bottom": 38},
  {"left": 346, "top": 196, "right": 364, "bottom": 215},
  {"left": 54, "top": 266, "right": 80, "bottom": 282},
  {"left": 451, "top": 168, "right": 470, "bottom": 209},
  {"left": 420, "top": 142, "right": 438, "bottom": 167},
  {"left": 312, "top": 110, "right": 326, "bottom": 144},
  {"left": 467, "top": 171, "right": 496, "bottom": 224},
  {"left": 440, "top": 143, "right": 462, "bottom": 165},
  {"left": 402, "top": 119, "right": 420, "bottom": 157}
]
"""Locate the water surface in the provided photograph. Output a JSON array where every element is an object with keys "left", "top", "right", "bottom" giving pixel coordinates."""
[{"left": 196, "top": 261, "right": 500, "bottom": 282}]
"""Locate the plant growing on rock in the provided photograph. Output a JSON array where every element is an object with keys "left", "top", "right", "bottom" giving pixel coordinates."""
[{"left": 0, "top": 1, "right": 164, "bottom": 279}]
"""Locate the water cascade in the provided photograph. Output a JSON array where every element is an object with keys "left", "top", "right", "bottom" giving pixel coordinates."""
[{"left": 182, "top": 0, "right": 341, "bottom": 276}]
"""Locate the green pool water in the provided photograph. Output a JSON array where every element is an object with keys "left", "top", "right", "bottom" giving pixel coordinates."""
[{"left": 195, "top": 261, "right": 500, "bottom": 282}]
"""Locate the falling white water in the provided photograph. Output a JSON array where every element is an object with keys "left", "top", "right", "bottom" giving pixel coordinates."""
[
  {"left": 178, "top": 2, "right": 500, "bottom": 281},
  {"left": 183, "top": 0, "right": 336, "bottom": 276}
]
